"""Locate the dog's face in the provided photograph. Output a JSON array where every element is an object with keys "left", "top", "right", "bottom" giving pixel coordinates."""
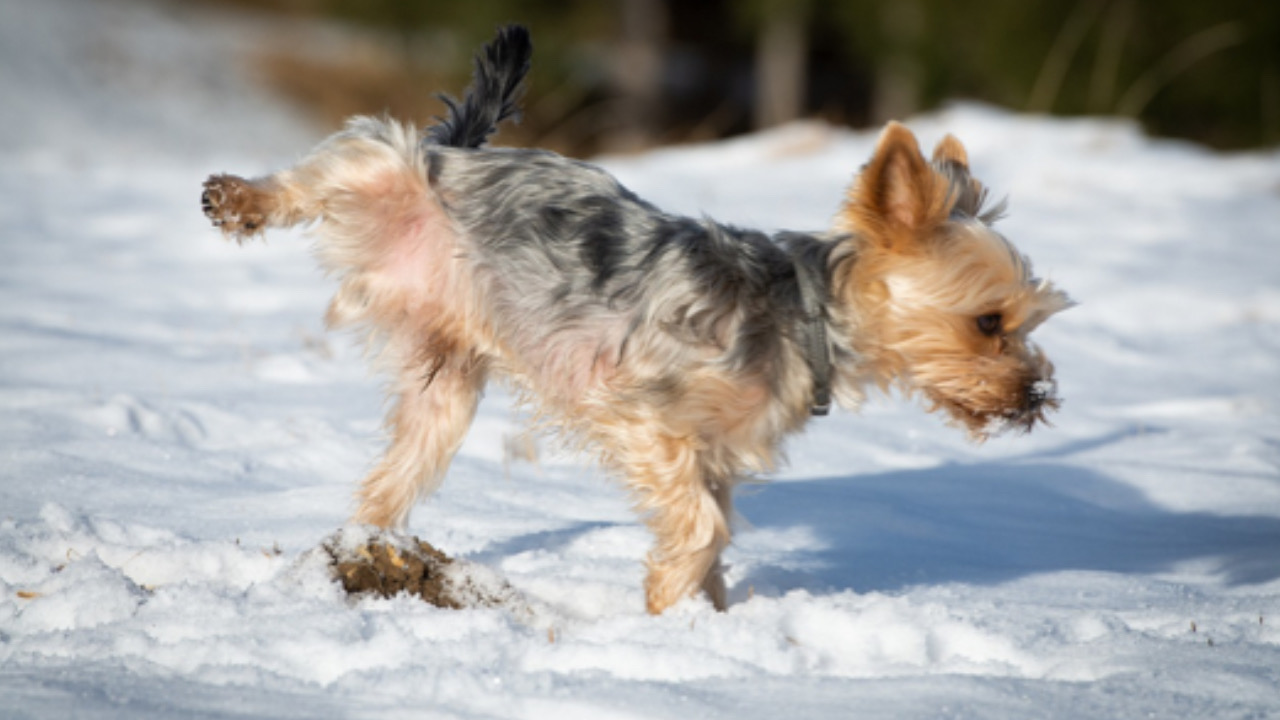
[{"left": 835, "top": 123, "right": 1072, "bottom": 439}]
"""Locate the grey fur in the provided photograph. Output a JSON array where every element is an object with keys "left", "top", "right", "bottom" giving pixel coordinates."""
[
  {"left": 413, "top": 23, "right": 839, "bottom": 411},
  {"left": 937, "top": 159, "right": 1007, "bottom": 225},
  {"left": 425, "top": 145, "right": 839, "bottom": 406}
]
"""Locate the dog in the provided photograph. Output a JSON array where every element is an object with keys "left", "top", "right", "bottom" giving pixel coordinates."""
[{"left": 201, "top": 26, "right": 1071, "bottom": 614}]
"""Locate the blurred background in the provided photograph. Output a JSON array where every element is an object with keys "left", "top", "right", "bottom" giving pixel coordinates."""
[{"left": 190, "top": 0, "right": 1278, "bottom": 156}]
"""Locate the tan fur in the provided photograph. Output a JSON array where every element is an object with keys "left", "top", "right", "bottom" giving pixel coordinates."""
[{"left": 833, "top": 122, "right": 1071, "bottom": 439}]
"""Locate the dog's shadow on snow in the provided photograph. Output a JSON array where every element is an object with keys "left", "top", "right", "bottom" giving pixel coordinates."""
[{"left": 731, "top": 454, "right": 1280, "bottom": 599}]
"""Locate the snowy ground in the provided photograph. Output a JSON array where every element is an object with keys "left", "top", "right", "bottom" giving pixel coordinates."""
[{"left": 3, "top": 0, "right": 1280, "bottom": 717}]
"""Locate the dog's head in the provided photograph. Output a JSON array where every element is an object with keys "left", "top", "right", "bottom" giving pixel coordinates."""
[{"left": 833, "top": 123, "right": 1072, "bottom": 440}]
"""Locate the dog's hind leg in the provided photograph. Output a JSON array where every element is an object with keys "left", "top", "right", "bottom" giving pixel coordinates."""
[
  {"left": 204, "top": 118, "right": 483, "bottom": 530},
  {"left": 201, "top": 160, "right": 340, "bottom": 241},
  {"left": 201, "top": 118, "right": 426, "bottom": 243},
  {"left": 352, "top": 349, "right": 488, "bottom": 529}
]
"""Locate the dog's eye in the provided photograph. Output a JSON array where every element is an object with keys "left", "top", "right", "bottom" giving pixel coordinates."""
[{"left": 976, "top": 313, "right": 1003, "bottom": 336}]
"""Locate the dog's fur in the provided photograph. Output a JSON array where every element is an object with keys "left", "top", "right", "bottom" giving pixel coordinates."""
[{"left": 202, "top": 26, "right": 1071, "bottom": 614}]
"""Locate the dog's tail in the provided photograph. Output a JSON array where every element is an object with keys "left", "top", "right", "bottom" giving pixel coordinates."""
[{"left": 425, "top": 25, "right": 532, "bottom": 149}]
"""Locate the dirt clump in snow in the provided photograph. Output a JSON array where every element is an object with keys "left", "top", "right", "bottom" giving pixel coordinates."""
[
  {"left": 323, "top": 530, "right": 525, "bottom": 612},
  {"left": 328, "top": 535, "right": 460, "bottom": 607}
]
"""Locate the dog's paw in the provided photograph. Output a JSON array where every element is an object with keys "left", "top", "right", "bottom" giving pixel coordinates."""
[{"left": 201, "top": 174, "right": 267, "bottom": 241}]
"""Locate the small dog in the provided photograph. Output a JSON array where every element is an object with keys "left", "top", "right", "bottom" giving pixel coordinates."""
[{"left": 202, "top": 26, "right": 1070, "bottom": 613}]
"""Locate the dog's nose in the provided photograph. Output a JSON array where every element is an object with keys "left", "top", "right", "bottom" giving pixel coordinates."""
[
  {"left": 1026, "top": 384, "right": 1045, "bottom": 409},
  {"left": 1024, "top": 379, "right": 1054, "bottom": 411}
]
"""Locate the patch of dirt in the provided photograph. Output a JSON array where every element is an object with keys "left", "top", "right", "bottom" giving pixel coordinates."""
[
  {"left": 323, "top": 529, "right": 528, "bottom": 614},
  {"left": 327, "top": 534, "right": 461, "bottom": 607}
]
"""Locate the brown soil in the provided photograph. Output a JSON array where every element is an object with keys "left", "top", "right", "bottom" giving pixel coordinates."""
[
  {"left": 327, "top": 534, "right": 461, "bottom": 607},
  {"left": 323, "top": 531, "right": 526, "bottom": 613}
]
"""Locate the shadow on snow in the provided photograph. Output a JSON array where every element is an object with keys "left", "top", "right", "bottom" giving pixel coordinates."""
[{"left": 733, "top": 457, "right": 1280, "bottom": 597}]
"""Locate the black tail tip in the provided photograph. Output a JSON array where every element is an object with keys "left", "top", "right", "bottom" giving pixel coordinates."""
[
  {"left": 490, "top": 24, "right": 533, "bottom": 67},
  {"left": 424, "top": 23, "right": 534, "bottom": 149},
  {"left": 495, "top": 24, "right": 531, "bottom": 45}
]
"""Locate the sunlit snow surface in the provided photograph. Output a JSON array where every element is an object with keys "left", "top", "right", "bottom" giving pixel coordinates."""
[{"left": 2, "top": 1, "right": 1279, "bottom": 717}]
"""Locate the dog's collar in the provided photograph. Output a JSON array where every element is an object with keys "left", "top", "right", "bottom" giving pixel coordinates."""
[{"left": 793, "top": 258, "right": 833, "bottom": 416}]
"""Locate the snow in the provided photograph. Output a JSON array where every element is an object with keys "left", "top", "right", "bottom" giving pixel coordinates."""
[{"left": 3, "top": 0, "right": 1280, "bottom": 717}]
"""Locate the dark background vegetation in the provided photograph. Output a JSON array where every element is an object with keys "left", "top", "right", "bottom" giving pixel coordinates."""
[{"left": 201, "top": 0, "right": 1278, "bottom": 156}]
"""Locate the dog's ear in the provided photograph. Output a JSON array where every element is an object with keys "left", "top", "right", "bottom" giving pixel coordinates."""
[
  {"left": 931, "top": 134, "right": 969, "bottom": 170},
  {"left": 931, "top": 133, "right": 997, "bottom": 222},
  {"left": 840, "top": 122, "right": 949, "bottom": 247}
]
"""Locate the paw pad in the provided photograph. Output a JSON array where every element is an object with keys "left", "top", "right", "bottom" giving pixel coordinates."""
[{"left": 201, "top": 174, "right": 267, "bottom": 239}]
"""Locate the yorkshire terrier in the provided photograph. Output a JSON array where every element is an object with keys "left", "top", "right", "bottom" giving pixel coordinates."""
[{"left": 202, "top": 26, "right": 1071, "bottom": 613}]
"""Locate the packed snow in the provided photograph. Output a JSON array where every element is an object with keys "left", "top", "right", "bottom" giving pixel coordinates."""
[{"left": 2, "top": 0, "right": 1279, "bottom": 717}]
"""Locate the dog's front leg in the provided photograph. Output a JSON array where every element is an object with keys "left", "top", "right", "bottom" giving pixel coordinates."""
[{"left": 627, "top": 437, "right": 732, "bottom": 614}]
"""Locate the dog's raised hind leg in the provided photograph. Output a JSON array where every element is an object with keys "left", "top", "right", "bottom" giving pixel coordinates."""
[
  {"left": 201, "top": 173, "right": 283, "bottom": 240},
  {"left": 202, "top": 118, "right": 423, "bottom": 242}
]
